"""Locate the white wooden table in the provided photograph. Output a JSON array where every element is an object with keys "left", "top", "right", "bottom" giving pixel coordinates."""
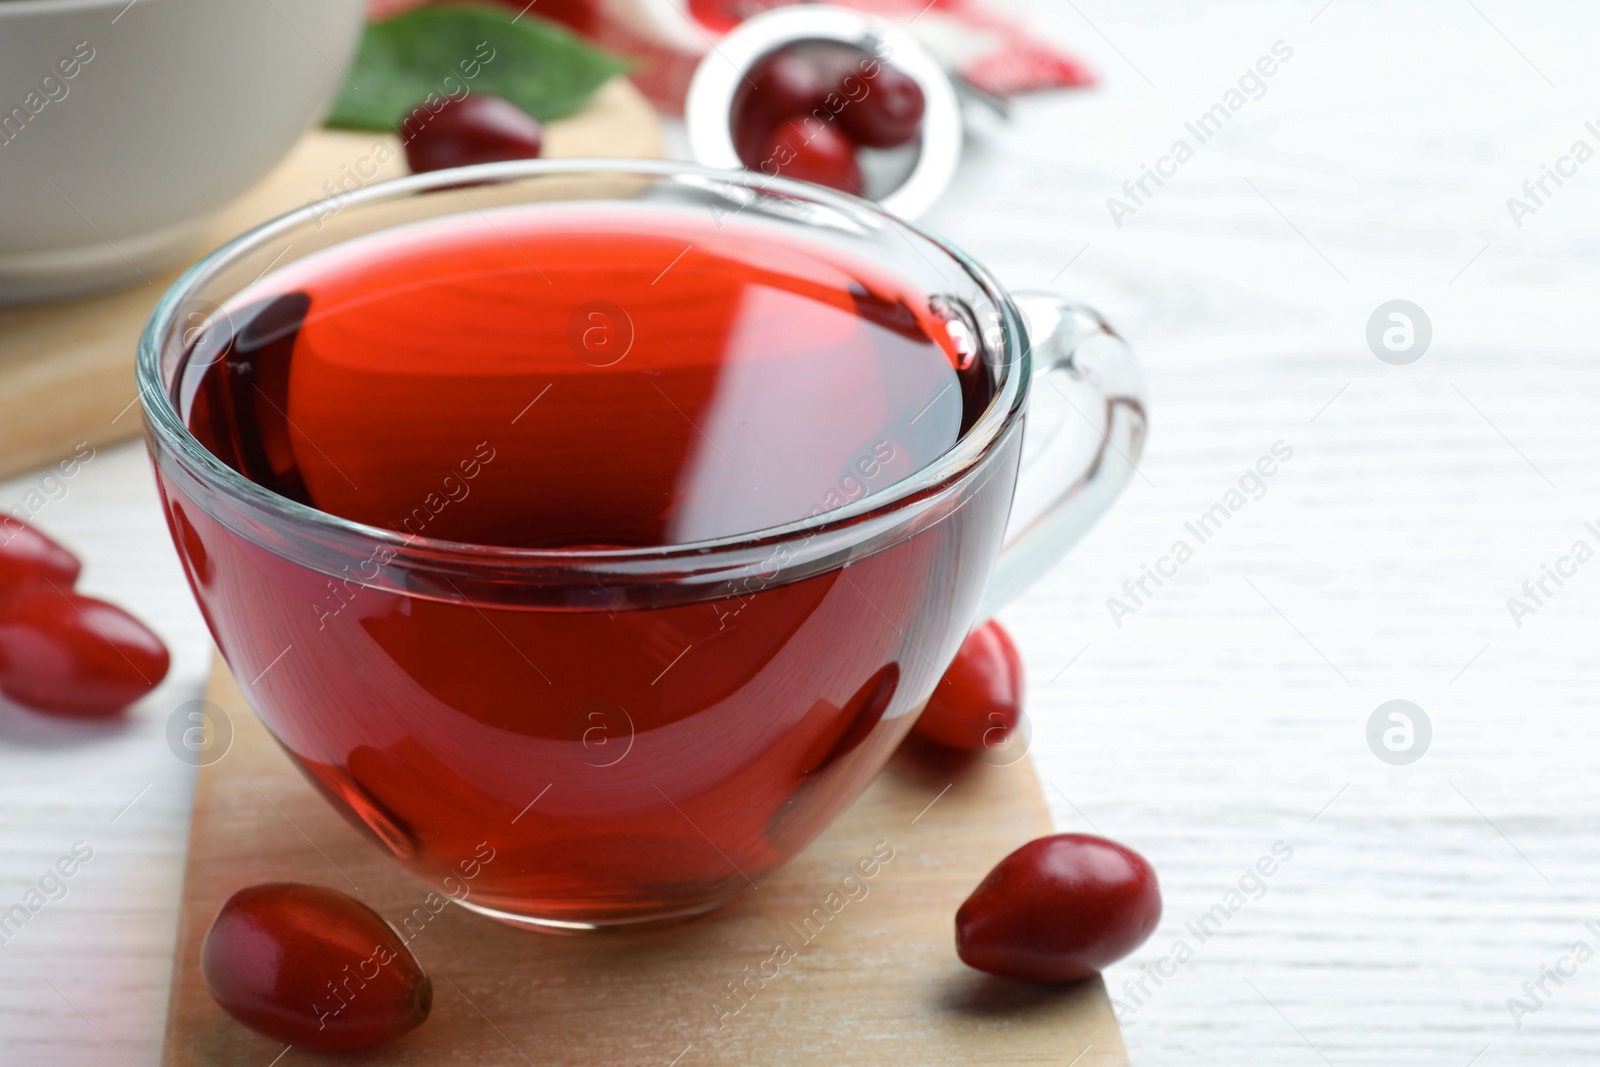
[{"left": 3, "top": 0, "right": 1597, "bottom": 1062}]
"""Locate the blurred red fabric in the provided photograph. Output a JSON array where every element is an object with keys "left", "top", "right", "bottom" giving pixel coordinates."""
[{"left": 365, "top": 0, "right": 1092, "bottom": 112}]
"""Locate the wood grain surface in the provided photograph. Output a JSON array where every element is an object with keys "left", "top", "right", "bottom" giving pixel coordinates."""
[
  {"left": 0, "top": 76, "right": 663, "bottom": 484},
  {"left": 158, "top": 661, "right": 1127, "bottom": 1066}
]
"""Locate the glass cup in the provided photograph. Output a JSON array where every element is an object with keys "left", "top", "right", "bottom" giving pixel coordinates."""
[{"left": 139, "top": 161, "right": 1146, "bottom": 929}]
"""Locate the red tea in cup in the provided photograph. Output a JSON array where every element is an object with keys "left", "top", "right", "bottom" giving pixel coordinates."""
[
  {"left": 144, "top": 163, "right": 1145, "bottom": 927},
  {"left": 173, "top": 207, "right": 1001, "bottom": 922}
]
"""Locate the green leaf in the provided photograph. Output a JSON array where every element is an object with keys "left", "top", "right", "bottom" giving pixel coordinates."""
[{"left": 327, "top": 4, "right": 630, "bottom": 132}]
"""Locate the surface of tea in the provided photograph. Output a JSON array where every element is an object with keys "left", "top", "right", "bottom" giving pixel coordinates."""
[
  {"left": 163, "top": 204, "right": 1016, "bottom": 923},
  {"left": 179, "top": 205, "right": 978, "bottom": 548}
]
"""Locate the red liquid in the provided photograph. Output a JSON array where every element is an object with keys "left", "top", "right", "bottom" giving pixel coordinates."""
[{"left": 161, "top": 207, "right": 1018, "bottom": 922}]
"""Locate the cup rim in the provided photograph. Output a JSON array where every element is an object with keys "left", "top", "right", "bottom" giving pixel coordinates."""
[{"left": 137, "top": 158, "right": 1029, "bottom": 573}]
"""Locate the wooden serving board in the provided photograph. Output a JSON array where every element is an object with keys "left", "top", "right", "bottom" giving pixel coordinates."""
[
  {"left": 160, "top": 659, "right": 1129, "bottom": 1066},
  {"left": 0, "top": 78, "right": 664, "bottom": 483}
]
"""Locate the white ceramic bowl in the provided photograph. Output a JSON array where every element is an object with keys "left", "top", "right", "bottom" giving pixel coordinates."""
[{"left": 0, "top": 0, "right": 366, "bottom": 302}]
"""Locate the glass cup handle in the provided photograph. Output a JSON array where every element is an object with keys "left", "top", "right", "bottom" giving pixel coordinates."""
[{"left": 978, "top": 292, "right": 1149, "bottom": 619}]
